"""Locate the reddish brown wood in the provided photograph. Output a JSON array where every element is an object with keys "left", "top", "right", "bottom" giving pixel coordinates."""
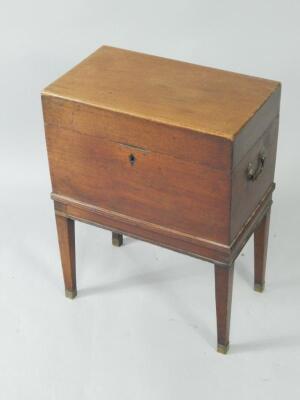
[
  {"left": 230, "top": 192, "right": 273, "bottom": 263},
  {"left": 55, "top": 214, "right": 76, "bottom": 298},
  {"left": 41, "top": 46, "right": 281, "bottom": 353},
  {"left": 230, "top": 117, "right": 279, "bottom": 240},
  {"left": 53, "top": 198, "right": 230, "bottom": 264},
  {"left": 214, "top": 263, "right": 234, "bottom": 354},
  {"left": 232, "top": 87, "right": 281, "bottom": 168},
  {"left": 42, "top": 95, "right": 232, "bottom": 171},
  {"left": 254, "top": 208, "right": 271, "bottom": 292},
  {"left": 52, "top": 187, "right": 273, "bottom": 266},
  {"left": 42, "top": 46, "right": 279, "bottom": 142},
  {"left": 45, "top": 124, "right": 231, "bottom": 244}
]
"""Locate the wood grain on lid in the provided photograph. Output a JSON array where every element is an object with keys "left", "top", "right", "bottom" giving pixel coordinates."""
[{"left": 43, "top": 45, "right": 280, "bottom": 140}]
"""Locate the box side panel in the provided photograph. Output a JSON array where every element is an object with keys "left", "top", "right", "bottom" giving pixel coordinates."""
[
  {"left": 230, "top": 116, "right": 279, "bottom": 241},
  {"left": 233, "top": 84, "right": 281, "bottom": 168}
]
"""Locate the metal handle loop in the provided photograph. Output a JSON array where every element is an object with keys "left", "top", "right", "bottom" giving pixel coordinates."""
[{"left": 247, "top": 153, "right": 265, "bottom": 181}]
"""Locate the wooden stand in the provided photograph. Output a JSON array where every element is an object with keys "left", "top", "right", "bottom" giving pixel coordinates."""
[
  {"left": 55, "top": 205, "right": 272, "bottom": 354},
  {"left": 55, "top": 214, "right": 77, "bottom": 299},
  {"left": 214, "top": 263, "right": 234, "bottom": 354},
  {"left": 254, "top": 209, "right": 271, "bottom": 292}
]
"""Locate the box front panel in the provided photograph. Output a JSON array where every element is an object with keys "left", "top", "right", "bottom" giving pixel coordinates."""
[
  {"left": 42, "top": 96, "right": 232, "bottom": 171},
  {"left": 45, "top": 124, "right": 231, "bottom": 244}
]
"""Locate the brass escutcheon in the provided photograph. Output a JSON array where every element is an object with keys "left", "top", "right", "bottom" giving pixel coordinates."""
[{"left": 129, "top": 153, "right": 136, "bottom": 166}]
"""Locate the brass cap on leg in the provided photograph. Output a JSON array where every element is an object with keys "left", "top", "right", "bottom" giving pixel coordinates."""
[
  {"left": 217, "top": 343, "right": 229, "bottom": 354},
  {"left": 112, "top": 238, "right": 122, "bottom": 247},
  {"left": 254, "top": 283, "right": 265, "bottom": 293},
  {"left": 65, "top": 289, "right": 77, "bottom": 299},
  {"left": 112, "top": 233, "right": 123, "bottom": 247}
]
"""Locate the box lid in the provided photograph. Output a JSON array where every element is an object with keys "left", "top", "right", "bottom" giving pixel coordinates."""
[{"left": 42, "top": 45, "right": 280, "bottom": 141}]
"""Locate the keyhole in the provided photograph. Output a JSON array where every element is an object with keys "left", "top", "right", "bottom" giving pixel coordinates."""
[{"left": 129, "top": 153, "right": 136, "bottom": 166}]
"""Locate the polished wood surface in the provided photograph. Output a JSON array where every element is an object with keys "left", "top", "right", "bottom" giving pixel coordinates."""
[
  {"left": 52, "top": 187, "right": 273, "bottom": 266},
  {"left": 42, "top": 46, "right": 281, "bottom": 353},
  {"left": 42, "top": 95, "right": 232, "bottom": 170},
  {"left": 45, "top": 123, "right": 231, "bottom": 244},
  {"left": 231, "top": 117, "right": 279, "bottom": 240},
  {"left": 254, "top": 208, "right": 271, "bottom": 292},
  {"left": 55, "top": 214, "right": 76, "bottom": 298},
  {"left": 214, "top": 264, "right": 234, "bottom": 354},
  {"left": 43, "top": 46, "right": 280, "bottom": 140}
]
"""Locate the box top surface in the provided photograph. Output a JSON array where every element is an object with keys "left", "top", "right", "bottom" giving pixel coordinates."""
[{"left": 43, "top": 46, "right": 280, "bottom": 140}]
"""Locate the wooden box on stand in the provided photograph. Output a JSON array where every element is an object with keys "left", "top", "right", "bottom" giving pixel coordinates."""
[{"left": 42, "top": 46, "right": 281, "bottom": 353}]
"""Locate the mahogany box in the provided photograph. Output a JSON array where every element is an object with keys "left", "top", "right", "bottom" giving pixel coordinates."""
[{"left": 42, "top": 46, "right": 281, "bottom": 353}]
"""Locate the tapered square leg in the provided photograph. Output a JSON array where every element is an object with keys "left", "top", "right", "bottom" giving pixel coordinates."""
[
  {"left": 214, "top": 263, "right": 234, "bottom": 354},
  {"left": 254, "top": 208, "right": 271, "bottom": 293},
  {"left": 55, "top": 214, "right": 77, "bottom": 299},
  {"left": 112, "top": 232, "right": 123, "bottom": 247}
]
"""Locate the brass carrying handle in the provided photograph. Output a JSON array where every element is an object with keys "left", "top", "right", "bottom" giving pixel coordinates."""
[{"left": 247, "top": 153, "right": 266, "bottom": 181}]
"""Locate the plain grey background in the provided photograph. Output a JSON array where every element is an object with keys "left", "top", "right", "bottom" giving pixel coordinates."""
[{"left": 1, "top": 0, "right": 300, "bottom": 399}]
